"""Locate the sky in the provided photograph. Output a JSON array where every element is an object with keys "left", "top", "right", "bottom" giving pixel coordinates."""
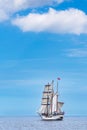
[{"left": 0, "top": 0, "right": 87, "bottom": 116}]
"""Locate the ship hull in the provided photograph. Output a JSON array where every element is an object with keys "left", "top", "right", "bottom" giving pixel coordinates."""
[{"left": 40, "top": 114, "right": 64, "bottom": 121}]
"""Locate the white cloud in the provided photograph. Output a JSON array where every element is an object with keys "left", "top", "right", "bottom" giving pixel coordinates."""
[
  {"left": 0, "top": 9, "right": 9, "bottom": 22},
  {"left": 0, "top": 0, "right": 26, "bottom": 21},
  {"left": 0, "top": 0, "right": 65, "bottom": 22},
  {"left": 12, "top": 8, "right": 87, "bottom": 34},
  {"left": 66, "top": 48, "right": 87, "bottom": 57}
]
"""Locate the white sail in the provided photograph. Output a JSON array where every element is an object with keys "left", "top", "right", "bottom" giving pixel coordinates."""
[
  {"left": 43, "top": 92, "right": 52, "bottom": 98},
  {"left": 44, "top": 84, "right": 53, "bottom": 92},
  {"left": 52, "top": 94, "right": 57, "bottom": 113},
  {"left": 57, "top": 102, "right": 64, "bottom": 113},
  {"left": 58, "top": 102, "right": 64, "bottom": 108},
  {"left": 39, "top": 84, "right": 53, "bottom": 114},
  {"left": 42, "top": 98, "right": 47, "bottom": 104},
  {"left": 42, "top": 84, "right": 53, "bottom": 105},
  {"left": 38, "top": 105, "right": 47, "bottom": 114}
]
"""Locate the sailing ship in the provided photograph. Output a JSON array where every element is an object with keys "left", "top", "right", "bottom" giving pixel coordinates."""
[{"left": 38, "top": 79, "right": 64, "bottom": 121}]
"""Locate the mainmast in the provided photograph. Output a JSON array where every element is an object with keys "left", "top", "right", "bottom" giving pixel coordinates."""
[
  {"left": 47, "top": 83, "right": 50, "bottom": 116},
  {"left": 50, "top": 80, "right": 54, "bottom": 114},
  {"left": 57, "top": 79, "right": 58, "bottom": 93},
  {"left": 57, "top": 77, "right": 60, "bottom": 113},
  {"left": 56, "top": 79, "right": 58, "bottom": 112}
]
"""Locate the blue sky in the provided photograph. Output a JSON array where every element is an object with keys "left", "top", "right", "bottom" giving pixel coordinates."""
[{"left": 0, "top": 0, "right": 87, "bottom": 116}]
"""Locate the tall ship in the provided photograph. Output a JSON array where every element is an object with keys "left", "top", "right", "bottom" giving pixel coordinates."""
[{"left": 38, "top": 78, "right": 64, "bottom": 121}]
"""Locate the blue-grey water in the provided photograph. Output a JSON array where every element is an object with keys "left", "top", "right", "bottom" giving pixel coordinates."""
[{"left": 0, "top": 117, "right": 87, "bottom": 130}]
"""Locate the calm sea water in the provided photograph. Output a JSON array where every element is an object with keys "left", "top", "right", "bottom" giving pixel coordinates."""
[{"left": 0, "top": 116, "right": 87, "bottom": 130}]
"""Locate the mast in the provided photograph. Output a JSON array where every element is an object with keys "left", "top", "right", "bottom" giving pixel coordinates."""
[
  {"left": 52, "top": 80, "right": 54, "bottom": 91},
  {"left": 56, "top": 79, "right": 58, "bottom": 113},
  {"left": 57, "top": 77, "right": 60, "bottom": 113},
  {"left": 47, "top": 83, "right": 49, "bottom": 116},
  {"left": 57, "top": 79, "right": 58, "bottom": 93},
  {"left": 50, "top": 80, "right": 54, "bottom": 114}
]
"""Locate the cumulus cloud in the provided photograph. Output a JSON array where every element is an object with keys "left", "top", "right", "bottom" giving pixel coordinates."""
[
  {"left": 0, "top": 0, "right": 65, "bottom": 22},
  {"left": 12, "top": 8, "right": 87, "bottom": 34},
  {"left": 0, "top": 9, "right": 9, "bottom": 22}
]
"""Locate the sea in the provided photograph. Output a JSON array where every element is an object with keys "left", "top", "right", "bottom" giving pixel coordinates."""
[{"left": 0, "top": 116, "right": 87, "bottom": 130}]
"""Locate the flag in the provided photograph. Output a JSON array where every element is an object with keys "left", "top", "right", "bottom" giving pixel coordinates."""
[{"left": 57, "top": 77, "right": 61, "bottom": 80}]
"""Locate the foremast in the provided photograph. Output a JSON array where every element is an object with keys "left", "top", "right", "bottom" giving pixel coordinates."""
[{"left": 38, "top": 81, "right": 54, "bottom": 115}]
